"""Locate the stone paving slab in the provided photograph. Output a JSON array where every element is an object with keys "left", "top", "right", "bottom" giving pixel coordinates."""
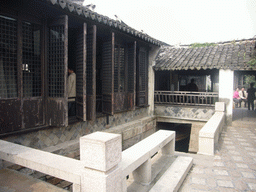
[
  {"left": 179, "top": 115, "right": 256, "bottom": 192},
  {"left": 0, "top": 168, "right": 68, "bottom": 192}
]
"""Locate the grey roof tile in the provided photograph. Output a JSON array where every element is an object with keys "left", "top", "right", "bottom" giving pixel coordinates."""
[
  {"left": 155, "top": 39, "right": 256, "bottom": 71},
  {"left": 44, "top": 0, "right": 162, "bottom": 46}
]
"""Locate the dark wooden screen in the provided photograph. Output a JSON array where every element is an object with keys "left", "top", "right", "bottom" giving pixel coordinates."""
[
  {"left": 86, "top": 25, "right": 96, "bottom": 120},
  {"left": 127, "top": 41, "right": 136, "bottom": 110},
  {"left": 102, "top": 32, "right": 114, "bottom": 115},
  {"left": 22, "top": 21, "right": 44, "bottom": 128},
  {"left": 137, "top": 47, "right": 148, "bottom": 106},
  {"left": 113, "top": 44, "right": 126, "bottom": 112},
  {"left": 0, "top": 14, "right": 22, "bottom": 134},
  {"left": 76, "top": 22, "right": 87, "bottom": 121},
  {"left": 47, "top": 15, "right": 68, "bottom": 127}
]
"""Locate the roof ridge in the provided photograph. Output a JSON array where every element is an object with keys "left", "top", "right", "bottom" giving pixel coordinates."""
[{"left": 45, "top": 0, "right": 162, "bottom": 46}]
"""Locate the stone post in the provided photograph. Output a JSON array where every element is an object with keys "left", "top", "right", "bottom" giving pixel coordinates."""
[
  {"left": 80, "top": 132, "right": 122, "bottom": 192},
  {"left": 133, "top": 159, "right": 151, "bottom": 185},
  {"left": 148, "top": 46, "right": 161, "bottom": 116},
  {"left": 219, "top": 69, "right": 233, "bottom": 125},
  {"left": 161, "top": 131, "right": 175, "bottom": 155}
]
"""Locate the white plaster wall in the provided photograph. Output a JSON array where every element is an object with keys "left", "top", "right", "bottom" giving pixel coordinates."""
[
  {"left": 148, "top": 46, "right": 160, "bottom": 116},
  {"left": 219, "top": 69, "right": 233, "bottom": 125}
]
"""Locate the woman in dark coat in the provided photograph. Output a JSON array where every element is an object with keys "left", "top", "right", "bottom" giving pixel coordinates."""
[{"left": 247, "top": 83, "right": 256, "bottom": 110}]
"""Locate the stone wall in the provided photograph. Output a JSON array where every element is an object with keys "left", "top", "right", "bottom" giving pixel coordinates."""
[
  {"left": 154, "top": 105, "right": 215, "bottom": 121},
  {"left": 155, "top": 104, "right": 215, "bottom": 153},
  {"left": 1, "top": 107, "right": 150, "bottom": 150},
  {"left": 104, "top": 116, "right": 156, "bottom": 150}
]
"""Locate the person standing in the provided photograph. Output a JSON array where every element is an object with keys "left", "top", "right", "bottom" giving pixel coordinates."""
[
  {"left": 247, "top": 83, "right": 256, "bottom": 110},
  {"left": 233, "top": 88, "right": 241, "bottom": 108},
  {"left": 187, "top": 79, "right": 198, "bottom": 92},
  {"left": 68, "top": 67, "right": 76, "bottom": 116},
  {"left": 239, "top": 87, "right": 247, "bottom": 107}
]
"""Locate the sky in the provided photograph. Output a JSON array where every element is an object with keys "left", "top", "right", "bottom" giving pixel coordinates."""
[{"left": 83, "top": 0, "right": 256, "bottom": 45}]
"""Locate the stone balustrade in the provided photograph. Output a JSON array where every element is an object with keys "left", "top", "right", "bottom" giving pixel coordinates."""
[
  {"left": 120, "top": 129, "right": 175, "bottom": 191},
  {"left": 0, "top": 129, "right": 175, "bottom": 192},
  {"left": 0, "top": 139, "right": 83, "bottom": 191},
  {"left": 198, "top": 102, "right": 226, "bottom": 155}
]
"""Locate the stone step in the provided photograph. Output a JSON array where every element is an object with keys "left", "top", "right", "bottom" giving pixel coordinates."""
[
  {"left": 0, "top": 168, "right": 68, "bottom": 192},
  {"left": 149, "top": 156, "right": 193, "bottom": 192}
]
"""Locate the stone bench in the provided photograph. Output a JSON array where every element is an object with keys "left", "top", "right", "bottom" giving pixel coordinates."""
[
  {"left": 120, "top": 129, "right": 175, "bottom": 190},
  {"left": 198, "top": 102, "right": 225, "bottom": 155}
]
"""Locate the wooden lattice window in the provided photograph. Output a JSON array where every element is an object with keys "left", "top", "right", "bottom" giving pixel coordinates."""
[
  {"left": 137, "top": 47, "right": 148, "bottom": 106},
  {"left": 22, "top": 22, "right": 41, "bottom": 97},
  {"left": 0, "top": 15, "right": 18, "bottom": 98},
  {"left": 48, "top": 26, "right": 65, "bottom": 97},
  {"left": 114, "top": 44, "right": 125, "bottom": 93}
]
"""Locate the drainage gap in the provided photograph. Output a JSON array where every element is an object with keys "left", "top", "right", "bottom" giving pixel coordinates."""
[{"left": 157, "top": 122, "right": 191, "bottom": 153}]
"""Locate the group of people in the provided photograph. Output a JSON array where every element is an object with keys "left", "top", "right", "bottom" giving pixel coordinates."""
[{"left": 233, "top": 83, "right": 256, "bottom": 110}]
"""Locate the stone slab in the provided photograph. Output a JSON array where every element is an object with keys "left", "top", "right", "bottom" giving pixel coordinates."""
[
  {"left": 149, "top": 156, "right": 193, "bottom": 192},
  {"left": 80, "top": 132, "right": 122, "bottom": 172},
  {"left": 215, "top": 102, "right": 225, "bottom": 112},
  {"left": 0, "top": 168, "right": 67, "bottom": 192},
  {"left": 0, "top": 140, "right": 83, "bottom": 184},
  {"left": 121, "top": 130, "right": 175, "bottom": 177}
]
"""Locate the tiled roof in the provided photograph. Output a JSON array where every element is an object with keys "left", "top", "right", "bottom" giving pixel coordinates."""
[
  {"left": 44, "top": 0, "right": 162, "bottom": 46},
  {"left": 154, "top": 39, "right": 256, "bottom": 71}
]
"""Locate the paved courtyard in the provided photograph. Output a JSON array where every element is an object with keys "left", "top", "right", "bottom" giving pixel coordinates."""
[{"left": 179, "top": 108, "right": 256, "bottom": 191}]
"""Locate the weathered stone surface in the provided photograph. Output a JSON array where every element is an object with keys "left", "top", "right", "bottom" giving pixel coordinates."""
[
  {"left": 150, "top": 156, "right": 193, "bottom": 192},
  {"left": 80, "top": 132, "right": 122, "bottom": 172},
  {"left": 0, "top": 168, "right": 67, "bottom": 192},
  {"left": 81, "top": 166, "right": 122, "bottom": 192},
  {"left": 155, "top": 105, "right": 214, "bottom": 121},
  {"left": 2, "top": 108, "right": 149, "bottom": 150}
]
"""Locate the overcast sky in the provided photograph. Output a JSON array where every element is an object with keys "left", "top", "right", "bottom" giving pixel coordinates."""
[{"left": 84, "top": 0, "right": 256, "bottom": 45}]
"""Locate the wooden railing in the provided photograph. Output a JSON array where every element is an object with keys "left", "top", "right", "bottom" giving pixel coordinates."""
[{"left": 154, "top": 91, "right": 219, "bottom": 106}]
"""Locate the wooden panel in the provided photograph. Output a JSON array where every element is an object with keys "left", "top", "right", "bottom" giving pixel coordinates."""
[
  {"left": 127, "top": 92, "right": 135, "bottom": 111},
  {"left": 86, "top": 25, "right": 96, "bottom": 120},
  {"left": 127, "top": 41, "right": 136, "bottom": 110},
  {"left": 102, "top": 33, "right": 114, "bottom": 115},
  {"left": 86, "top": 95, "right": 94, "bottom": 119},
  {"left": 137, "top": 47, "right": 148, "bottom": 106},
  {"left": 0, "top": 99, "right": 22, "bottom": 134},
  {"left": 46, "top": 98, "right": 67, "bottom": 126},
  {"left": 114, "top": 93, "right": 126, "bottom": 112},
  {"left": 23, "top": 98, "right": 44, "bottom": 128},
  {"left": 47, "top": 15, "right": 68, "bottom": 127},
  {"left": 76, "top": 22, "right": 87, "bottom": 121}
]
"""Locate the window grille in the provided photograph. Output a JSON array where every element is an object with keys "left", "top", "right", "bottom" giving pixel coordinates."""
[
  {"left": 120, "top": 47, "right": 125, "bottom": 92},
  {"left": 48, "top": 27, "right": 65, "bottom": 97},
  {"left": 127, "top": 44, "right": 135, "bottom": 92},
  {"left": 76, "top": 32, "right": 84, "bottom": 98},
  {"left": 114, "top": 46, "right": 119, "bottom": 92},
  {"left": 22, "top": 22, "right": 41, "bottom": 97},
  {"left": 86, "top": 30, "right": 93, "bottom": 95},
  {"left": 0, "top": 15, "right": 18, "bottom": 98},
  {"left": 139, "top": 51, "right": 146, "bottom": 91},
  {"left": 114, "top": 44, "right": 125, "bottom": 92}
]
